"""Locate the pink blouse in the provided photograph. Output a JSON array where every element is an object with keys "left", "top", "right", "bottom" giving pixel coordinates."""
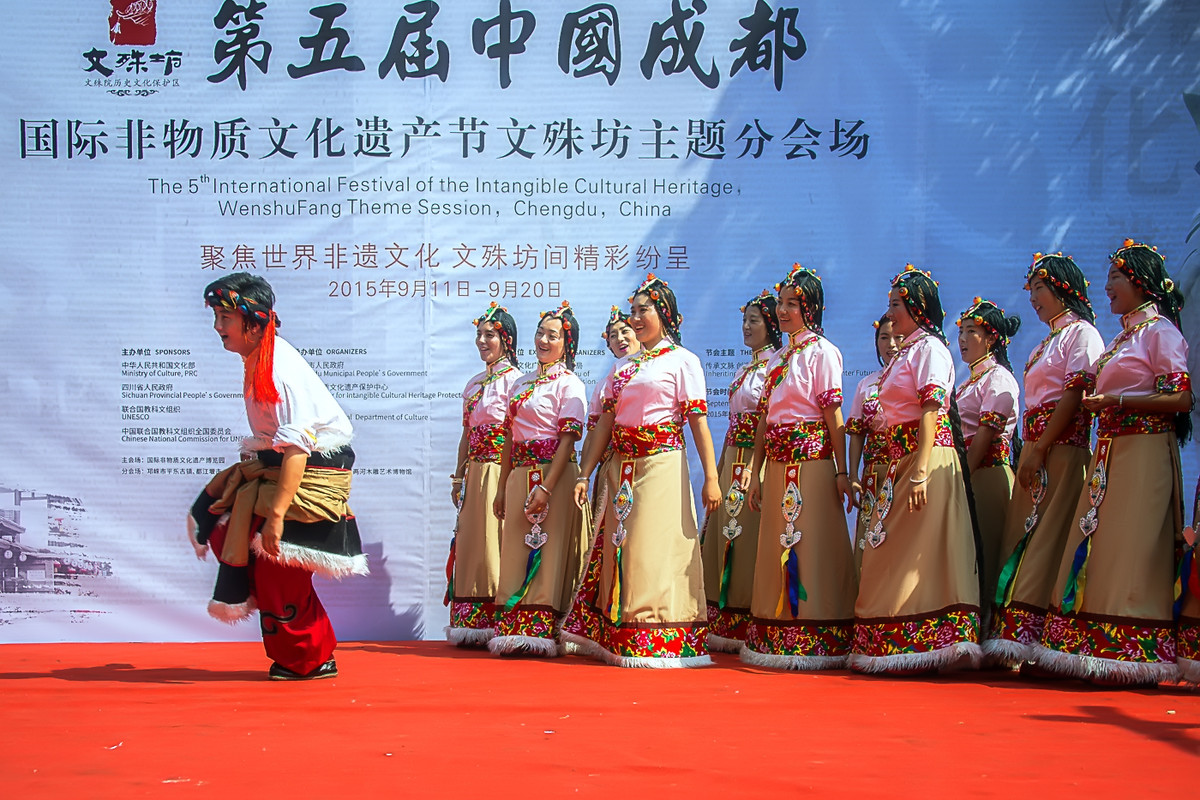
[
  {"left": 1095, "top": 304, "right": 1190, "bottom": 397},
  {"left": 846, "top": 368, "right": 885, "bottom": 435},
  {"left": 602, "top": 343, "right": 708, "bottom": 427},
  {"left": 1023, "top": 311, "right": 1103, "bottom": 409},
  {"left": 956, "top": 354, "right": 1019, "bottom": 444},
  {"left": 763, "top": 331, "right": 844, "bottom": 425},
  {"left": 729, "top": 347, "right": 775, "bottom": 416},
  {"left": 462, "top": 361, "right": 522, "bottom": 428},
  {"left": 877, "top": 331, "right": 955, "bottom": 428},
  {"left": 506, "top": 363, "right": 587, "bottom": 442}
]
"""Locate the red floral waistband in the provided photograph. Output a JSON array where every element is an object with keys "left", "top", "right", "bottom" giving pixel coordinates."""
[
  {"left": 468, "top": 423, "right": 505, "bottom": 463},
  {"left": 1022, "top": 402, "right": 1092, "bottom": 449},
  {"left": 885, "top": 414, "right": 953, "bottom": 461},
  {"left": 765, "top": 420, "right": 830, "bottom": 462},
  {"left": 612, "top": 421, "right": 684, "bottom": 458},
  {"left": 512, "top": 437, "right": 577, "bottom": 466},
  {"left": 1096, "top": 407, "right": 1175, "bottom": 437},
  {"left": 965, "top": 434, "right": 1012, "bottom": 468},
  {"left": 724, "top": 412, "right": 759, "bottom": 450}
]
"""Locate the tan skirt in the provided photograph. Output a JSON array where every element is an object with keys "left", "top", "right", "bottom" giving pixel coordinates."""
[
  {"left": 971, "top": 463, "right": 1014, "bottom": 623},
  {"left": 561, "top": 448, "right": 711, "bottom": 668},
  {"left": 700, "top": 445, "right": 761, "bottom": 651},
  {"left": 490, "top": 461, "right": 589, "bottom": 656},
  {"left": 1031, "top": 433, "right": 1182, "bottom": 684},
  {"left": 984, "top": 442, "right": 1089, "bottom": 665},
  {"left": 850, "top": 446, "right": 982, "bottom": 672},
  {"left": 561, "top": 459, "right": 611, "bottom": 649},
  {"left": 445, "top": 458, "right": 503, "bottom": 645},
  {"left": 741, "top": 458, "right": 857, "bottom": 669},
  {"left": 853, "top": 461, "right": 888, "bottom": 573}
]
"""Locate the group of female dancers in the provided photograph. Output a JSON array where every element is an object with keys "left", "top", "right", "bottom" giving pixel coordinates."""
[{"left": 443, "top": 239, "right": 1198, "bottom": 687}]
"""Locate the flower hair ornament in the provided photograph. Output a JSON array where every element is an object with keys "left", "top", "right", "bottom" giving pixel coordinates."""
[
  {"left": 473, "top": 301, "right": 516, "bottom": 361},
  {"left": 957, "top": 297, "right": 1009, "bottom": 344},
  {"left": 204, "top": 285, "right": 281, "bottom": 404}
]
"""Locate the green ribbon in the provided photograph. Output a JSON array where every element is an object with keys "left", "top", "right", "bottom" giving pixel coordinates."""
[
  {"left": 503, "top": 548, "right": 542, "bottom": 612},
  {"left": 717, "top": 539, "right": 734, "bottom": 610},
  {"left": 994, "top": 533, "right": 1031, "bottom": 607}
]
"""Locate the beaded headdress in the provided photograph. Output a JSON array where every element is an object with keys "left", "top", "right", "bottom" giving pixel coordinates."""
[
  {"left": 740, "top": 289, "right": 781, "bottom": 346},
  {"left": 1025, "top": 252, "right": 1093, "bottom": 310},
  {"left": 539, "top": 300, "right": 578, "bottom": 365},
  {"left": 890, "top": 264, "right": 942, "bottom": 333},
  {"left": 1110, "top": 238, "right": 1174, "bottom": 295},
  {"left": 473, "top": 301, "right": 516, "bottom": 361},
  {"left": 629, "top": 272, "right": 682, "bottom": 338},
  {"left": 602, "top": 305, "right": 629, "bottom": 341},
  {"left": 957, "top": 297, "right": 1009, "bottom": 344}
]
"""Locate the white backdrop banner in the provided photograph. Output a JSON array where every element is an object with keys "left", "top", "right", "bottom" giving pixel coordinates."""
[{"left": 2, "top": 1, "right": 1198, "bottom": 642}]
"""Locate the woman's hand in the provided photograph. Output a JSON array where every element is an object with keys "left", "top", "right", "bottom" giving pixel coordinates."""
[
  {"left": 849, "top": 479, "right": 863, "bottom": 510},
  {"left": 837, "top": 473, "right": 854, "bottom": 513},
  {"left": 573, "top": 478, "right": 590, "bottom": 509},
  {"left": 1016, "top": 443, "right": 1046, "bottom": 490},
  {"left": 492, "top": 491, "right": 506, "bottom": 520},
  {"left": 907, "top": 471, "right": 929, "bottom": 512},
  {"left": 747, "top": 474, "right": 762, "bottom": 512},
  {"left": 1081, "top": 393, "right": 1113, "bottom": 412},
  {"left": 701, "top": 475, "right": 721, "bottom": 513},
  {"left": 524, "top": 484, "right": 549, "bottom": 517}
]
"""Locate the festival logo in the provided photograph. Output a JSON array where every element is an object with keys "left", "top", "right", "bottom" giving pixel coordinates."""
[{"left": 109, "top": 0, "right": 157, "bottom": 46}]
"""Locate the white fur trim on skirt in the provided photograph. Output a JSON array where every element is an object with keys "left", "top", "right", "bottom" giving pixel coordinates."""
[
  {"left": 848, "top": 641, "right": 982, "bottom": 674},
  {"left": 706, "top": 632, "right": 744, "bottom": 654},
  {"left": 1027, "top": 642, "right": 1179, "bottom": 685},
  {"left": 251, "top": 536, "right": 369, "bottom": 579},
  {"left": 487, "top": 634, "right": 561, "bottom": 657},
  {"left": 981, "top": 636, "right": 1034, "bottom": 668},
  {"left": 739, "top": 646, "right": 847, "bottom": 671}
]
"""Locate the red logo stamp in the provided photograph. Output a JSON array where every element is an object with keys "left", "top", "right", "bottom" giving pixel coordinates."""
[{"left": 109, "top": 0, "right": 157, "bottom": 46}]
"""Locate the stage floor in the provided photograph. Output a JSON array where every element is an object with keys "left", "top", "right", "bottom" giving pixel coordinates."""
[{"left": 1, "top": 641, "right": 1196, "bottom": 796}]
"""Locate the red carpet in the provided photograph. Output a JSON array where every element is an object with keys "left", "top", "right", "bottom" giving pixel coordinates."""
[{"left": 1, "top": 642, "right": 1196, "bottom": 797}]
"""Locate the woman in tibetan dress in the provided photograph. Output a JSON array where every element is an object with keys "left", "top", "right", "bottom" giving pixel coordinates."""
[
  {"left": 986, "top": 254, "right": 1103, "bottom": 666},
  {"left": 1031, "top": 240, "right": 1191, "bottom": 685},
  {"left": 444, "top": 303, "right": 522, "bottom": 645},
  {"left": 701, "top": 291, "right": 781, "bottom": 653},
  {"left": 850, "top": 265, "right": 983, "bottom": 674},
  {"left": 561, "top": 307, "right": 640, "bottom": 647},
  {"left": 847, "top": 316, "right": 901, "bottom": 571},
  {"left": 490, "top": 302, "right": 590, "bottom": 655},
  {"left": 566, "top": 274, "right": 721, "bottom": 667},
  {"left": 954, "top": 298, "right": 1022, "bottom": 617},
  {"left": 739, "top": 265, "right": 857, "bottom": 669}
]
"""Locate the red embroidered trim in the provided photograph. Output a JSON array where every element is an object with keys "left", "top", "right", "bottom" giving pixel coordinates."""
[
  {"left": 1022, "top": 402, "right": 1092, "bottom": 448},
  {"left": 1041, "top": 608, "right": 1176, "bottom": 665},
  {"left": 745, "top": 618, "right": 853, "bottom": 658},
  {"left": 1096, "top": 408, "right": 1174, "bottom": 437},
  {"left": 1157, "top": 372, "right": 1192, "bottom": 393},
  {"left": 612, "top": 421, "right": 684, "bottom": 457},
  {"left": 724, "top": 411, "right": 759, "bottom": 449},
  {"left": 816, "top": 387, "right": 844, "bottom": 410},
  {"left": 765, "top": 421, "right": 831, "bottom": 462},
  {"left": 512, "top": 438, "right": 561, "bottom": 466},
  {"left": 467, "top": 423, "right": 506, "bottom": 463},
  {"left": 988, "top": 602, "right": 1046, "bottom": 648},
  {"left": 884, "top": 414, "right": 953, "bottom": 461},
  {"left": 852, "top": 605, "right": 980, "bottom": 658}
]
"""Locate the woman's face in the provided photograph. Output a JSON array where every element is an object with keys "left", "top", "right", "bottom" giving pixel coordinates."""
[
  {"left": 475, "top": 320, "right": 504, "bottom": 364},
  {"left": 1027, "top": 277, "right": 1067, "bottom": 326},
  {"left": 606, "top": 320, "right": 639, "bottom": 358},
  {"left": 1105, "top": 265, "right": 1148, "bottom": 316},
  {"left": 886, "top": 288, "right": 918, "bottom": 337},
  {"left": 534, "top": 317, "right": 566, "bottom": 365},
  {"left": 875, "top": 319, "right": 901, "bottom": 364},
  {"left": 629, "top": 293, "right": 664, "bottom": 345},
  {"left": 957, "top": 320, "right": 995, "bottom": 364},
  {"left": 742, "top": 305, "right": 771, "bottom": 350},
  {"left": 213, "top": 308, "right": 263, "bottom": 357},
  {"left": 775, "top": 286, "right": 805, "bottom": 334}
]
